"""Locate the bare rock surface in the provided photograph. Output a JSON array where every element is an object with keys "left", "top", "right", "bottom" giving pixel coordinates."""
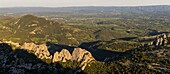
[
  {"left": 21, "top": 43, "right": 52, "bottom": 63},
  {"left": 21, "top": 43, "right": 95, "bottom": 70},
  {"left": 52, "top": 49, "right": 72, "bottom": 62},
  {"left": 150, "top": 33, "right": 170, "bottom": 46},
  {"left": 52, "top": 48, "right": 95, "bottom": 70}
]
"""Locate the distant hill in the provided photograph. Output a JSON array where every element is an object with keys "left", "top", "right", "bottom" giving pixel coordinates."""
[
  {"left": 0, "top": 14, "right": 138, "bottom": 46},
  {"left": 0, "top": 15, "right": 95, "bottom": 45}
]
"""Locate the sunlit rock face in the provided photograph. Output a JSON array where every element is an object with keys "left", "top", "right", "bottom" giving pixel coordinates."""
[
  {"left": 52, "top": 49, "right": 72, "bottom": 62},
  {"left": 72, "top": 48, "right": 95, "bottom": 70},
  {"left": 21, "top": 43, "right": 95, "bottom": 70},
  {"left": 150, "top": 33, "right": 170, "bottom": 46},
  {"left": 52, "top": 48, "right": 95, "bottom": 70},
  {"left": 21, "top": 43, "right": 52, "bottom": 64},
  {"left": 0, "top": 43, "right": 56, "bottom": 73}
]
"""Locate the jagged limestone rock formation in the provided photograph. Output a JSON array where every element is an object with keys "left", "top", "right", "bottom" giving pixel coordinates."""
[
  {"left": 72, "top": 48, "right": 95, "bottom": 70},
  {"left": 0, "top": 43, "right": 58, "bottom": 74},
  {"left": 52, "top": 52, "right": 59, "bottom": 62},
  {"left": 21, "top": 43, "right": 52, "bottom": 64},
  {"left": 19, "top": 42, "right": 95, "bottom": 71},
  {"left": 20, "top": 42, "right": 95, "bottom": 70},
  {"left": 52, "top": 48, "right": 95, "bottom": 70},
  {"left": 52, "top": 49, "right": 72, "bottom": 62},
  {"left": 0, "top": 40, "right": 21, "bottom": 49},
  {"left": 151, "top": 33, "right": 169, "bottom": 46}
]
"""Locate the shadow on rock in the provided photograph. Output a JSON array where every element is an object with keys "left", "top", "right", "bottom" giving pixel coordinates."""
[
  {"left": 0, "top": 43, "right": 85, "bottom": 74},
  {"left": 79, "top": 41, "right": 123, "bottom": 61}
]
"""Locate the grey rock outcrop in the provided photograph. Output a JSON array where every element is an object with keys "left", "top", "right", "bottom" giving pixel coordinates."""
[
  {"left": 52, "top": 48, "right": 95, "bottom": 70},
  {"left": 52, "top": 49, "right": 72, "bottom": 62},
  {"left": 0, "top": 43, "right": 95, "bottom": 73},
  {"left": 0, "top": 43, "right": 58, "bottom": 74},
  {"left": 21, "top": 43, "right": 95, "bottom": 70},
  {"left": 72, "top": 48, "right": 95, "bottom": 70},
  {"left": 0, "top": 40, "right": 21, "bottom": 48},
  {"left": 21, "top": 43, "right": 52, "bottom": 64},
  {"left": 151, "top": 33, "right": 170, "bottom": 46}
]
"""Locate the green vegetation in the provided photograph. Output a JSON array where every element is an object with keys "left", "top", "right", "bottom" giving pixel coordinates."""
[
  {"left": 0, "top": 6, "right": 170, "bottom": 73},
  {"left": 1, "top": 14, "right": 170, "bottom": 46},
  {"left": 83, "top": 46, "right": 170, "bottom": 74}
]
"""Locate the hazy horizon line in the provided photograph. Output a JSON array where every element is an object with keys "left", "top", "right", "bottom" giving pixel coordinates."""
[{"left": 0, "top": 4, "right": 170, "bottom": 8}]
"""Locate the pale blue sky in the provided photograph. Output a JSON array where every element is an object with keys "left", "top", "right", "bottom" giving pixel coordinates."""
[{"left": 0, "top": 0, "right": 170, "bottom": 7}]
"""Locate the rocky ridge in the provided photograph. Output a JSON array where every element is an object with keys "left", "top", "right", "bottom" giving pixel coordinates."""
[
  {"left": 52, "top": 48, "right": 95, "bottom": 70},
  {"left": 21, "top": 43, "right": 95, "bottom": 70},
  {"left": 21, "top": 43, "right": 52, "bottom": 64},
  {"left": 0, "top": 43, "right": 57, "bottom": 74},
  {"left": 0, "top": 42, "right": 95, "bottom": 73},
  {"left": 149, "top": 33, "right": 170, "bottom": 46}
]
